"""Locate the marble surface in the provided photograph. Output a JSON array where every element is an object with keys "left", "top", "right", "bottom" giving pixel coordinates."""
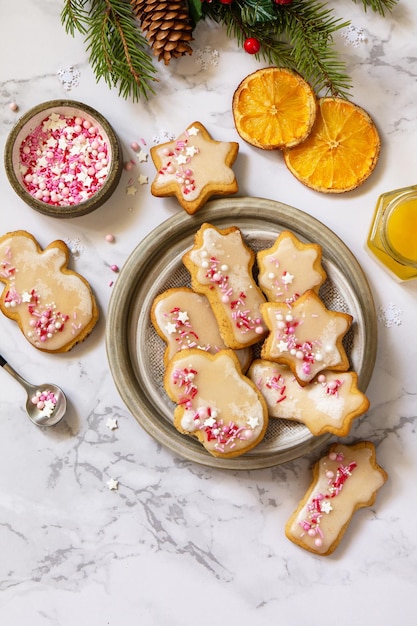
[{"left": 1, "top": 1, "right": 417, "bottom": 624}]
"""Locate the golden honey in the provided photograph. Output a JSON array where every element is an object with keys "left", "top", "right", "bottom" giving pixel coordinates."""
[{"left": 367, "top": 186, "right": 417, "bottom": 281}]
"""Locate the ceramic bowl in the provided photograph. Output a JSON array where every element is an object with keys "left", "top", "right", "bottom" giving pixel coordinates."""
[{"left": 4, "top": 99, "right": 123, "bottom": 218}]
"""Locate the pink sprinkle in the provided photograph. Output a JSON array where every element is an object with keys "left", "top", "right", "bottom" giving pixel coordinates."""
[
  {"left": 110, "top": 264, "right": 119, "bottom": 273},
  {"left": 9, "top": 102, "right": 18, "bottom": 112},
  {"left": 131, "top": 141, "right": 140, "bottom": 152},
  {"left": 105, "top": 234, "right": 115, "bottom": 243},
  {"left": 18, "top": 112, "right": 109, "bottom": 207}
]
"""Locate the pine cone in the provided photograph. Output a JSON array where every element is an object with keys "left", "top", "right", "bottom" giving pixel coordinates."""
[{"left": 131, "top": 0, "right": 193, "bottom": 65}]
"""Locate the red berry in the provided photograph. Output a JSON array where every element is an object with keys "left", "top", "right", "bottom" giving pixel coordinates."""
[
  {"left": 219, "top": 0, "right": 233, "bottom": 3},
  {"left": 274, "top": 0, "right": 293, "bottom": 4},
  {"left": 244, "top": 37, "right": 260, "bottom": 55}
]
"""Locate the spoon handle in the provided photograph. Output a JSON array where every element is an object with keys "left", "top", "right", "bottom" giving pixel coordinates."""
[{"left": 0, "top": 354, "right": 32, "bottom": 394}]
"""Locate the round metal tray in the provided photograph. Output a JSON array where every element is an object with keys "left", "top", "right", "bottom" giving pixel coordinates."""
[{"left": 106, "top": 197, "right": 377, "bottom": 469}]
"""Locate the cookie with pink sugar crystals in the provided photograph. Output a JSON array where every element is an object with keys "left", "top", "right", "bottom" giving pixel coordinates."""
[
  {"left": 0, "top": 230, "right": 98, "bottom": 352},
  {"left": 164, "top": 348, "right": 268, "bottom": 458},
  {"left": 150, "top": 122, "right": 239, "bottom": 214},
  {"left": 285, "top": 441, "right": 387, "bottom": 556}
]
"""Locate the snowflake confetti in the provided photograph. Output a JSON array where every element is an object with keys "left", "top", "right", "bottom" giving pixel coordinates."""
[
  {"left": 57, "top": 66, "right": 81, "bottom": 91},
  {"left": 64, "top": 237, "right": 84, "bottom": 257},
  {"left": 377, "top": 302, "right": 403, "bottom": 328},
  {"left": 195, "top": 46, "right": 220, "bottom": 70},
  {"left": 152, "top": 129, "right": 176, "bottom": 145},
  {"left": 340, "top": 25, "right": 367, "bottom": 48}
]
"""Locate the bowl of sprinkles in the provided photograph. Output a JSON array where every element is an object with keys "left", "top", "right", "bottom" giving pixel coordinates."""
[{"left": 4, "top": 100, "right": 123, "bottom": 218}]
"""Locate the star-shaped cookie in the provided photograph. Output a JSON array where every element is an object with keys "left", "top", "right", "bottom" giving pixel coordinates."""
[
  {"left": 257, "top": 230, "right": 327, "bottom": 304},
  {"left": 150, "top": 122, "right": 239, "bottom": 214},
  {"left": 260, "top": 290, "right": 352, "bottom": 385}
]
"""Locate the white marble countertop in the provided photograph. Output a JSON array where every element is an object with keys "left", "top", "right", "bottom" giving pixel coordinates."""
[{"left": 1, "top": 1, "right": 417, "bottom": 624}]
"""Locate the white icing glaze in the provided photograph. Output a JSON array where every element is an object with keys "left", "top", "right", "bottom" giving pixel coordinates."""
[
  {"left": 152, "top": 288, "right": 251, "bottom": 370},
  {"left": 152, "top": 125, "right": 236, "bottom": 201},
  {"left": 257, "top": 232, "right": 326, "bottom": 303},
  {"left": 261, "top": 291, "right": 351, "bottom": 383},
  {"left": 248, "top": 360, "right": 369, "bottom": 435},
  {"left": 165, "top": 349, "right": 267, "bottom": 456},
  {"left": 0, "top": 233, "right": 95, "bottom": 351},
  {"left": 186, "top": 225, "right": 267, "bottom": 347},
  {"left": 286, "top": 443, "right": 387, "bottom": 555}
]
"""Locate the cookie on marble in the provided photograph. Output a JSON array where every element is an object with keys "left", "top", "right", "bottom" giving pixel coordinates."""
[
  {"left": 260, "top": 290, "right": 352, "bottom": 386},
  {"left": 150, "top": 122, "right": 239, "bottom": 214},
  {"left": 285, "top": 441, "right": 387, "bottom": 556},
  {"left": 151, "top": 287, "right": 252, "bottom": 371},
  {"left": 257, "top": 230, "right": 326, "bottom": 304},
  {"left": 248, "top": 360, "right": 369, "bottom": 436},
  {"left": 164, "top": 348, "right": 268, "bottom": 458},
  {"left": 0, "top": 230, "right": 98, "bottom": 352},
  {"left": 183, "top": 222, "right": 267, "bottom": 349}
]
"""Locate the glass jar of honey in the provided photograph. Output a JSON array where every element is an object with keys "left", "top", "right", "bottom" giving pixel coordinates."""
[{"left": 367, "top": 185, "right": 417, "bottom": 281}]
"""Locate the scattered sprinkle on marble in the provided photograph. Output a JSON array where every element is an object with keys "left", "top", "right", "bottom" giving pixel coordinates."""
[
  {"left": 377, "top": 302, "right": 403, "bottom": 328},
  {"left": 110, "top": 264, "right": 119, "bottom": 273},
  {"left": 124, "top": 160, "right": 134, "bottom": 171},
  {"left": 106, "top": 417, "right": 119, "bottom": 430},
  {"left": 136, "top": 150, "right": 148, "bottom": 163},
  {"left": 57, "top": 65, "right": 81, "bottom": 91},
  {"left": 138, "top": 174, "right": 148, "bottom": 185},
  {"left": 126, "top": 185, "right": 137, "bottom": 195},
  {"left": 105, "top": 233, "right": 115, "bottom": 243},
  {"left": 106, "top": 478, "right": 119, "bottom": 491},
  {"left": 195, "top": 46, "right": 219, "bottom": 70},
  {"left": 9, "top": 102, "right": 19, "bottom": 112}
]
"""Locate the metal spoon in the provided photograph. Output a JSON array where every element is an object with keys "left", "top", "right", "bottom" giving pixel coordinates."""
[{"left": 0, "top": 353, "right": 66, "bottom": 426}]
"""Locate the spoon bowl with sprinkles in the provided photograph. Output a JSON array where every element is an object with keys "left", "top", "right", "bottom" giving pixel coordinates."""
[
  {"left": 0, "top": 353, "right": 66, "bottom": 427},
  {"left": 4, "top": 99, "right": 123, "bottom": 218}
]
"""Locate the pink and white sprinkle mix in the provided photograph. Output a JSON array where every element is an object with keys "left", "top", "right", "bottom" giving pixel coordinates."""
[
  {"left": 31, "top": 389, "right": 57, "bottom": 417},
  {"left": 19, "top": 112, "right": 109, "bottom": 206}
]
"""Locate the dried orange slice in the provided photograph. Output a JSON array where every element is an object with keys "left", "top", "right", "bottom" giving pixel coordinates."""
[
  {"left": 232, "top": 67, "right": 317, "bottom": 150},
  {"left": 283, "top": 97, "right": 381, "bottom": 193}
]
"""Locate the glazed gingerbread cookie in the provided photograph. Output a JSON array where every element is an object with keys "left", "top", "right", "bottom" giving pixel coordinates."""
[
  {"left": 285, "top": 441, "right": 387, "bottom": 556},
  {"left": 151, "top": 287, "right": 252, "bottom": 371},
  {"left": 0, "top": 230, "right": 98, "bottom": 352},
  {"left": 183, "top": 223, "right": 267, "bottom": 349},
  {"left": 257, "top": 230, "right": 327, "bottom": 304},
  {"left": 260, "top": 289, "right": 352, "bottom": 385},
  {"left": 164, "top": 348, "right": 268, "bottom": 458},
  {"left": 150, "top": 122, "right": 239, "bottom": 214},
  {"left": 248, "top": 360, "right": 369, "bottom": 436}
]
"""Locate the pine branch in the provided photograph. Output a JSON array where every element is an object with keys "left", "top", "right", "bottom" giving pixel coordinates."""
[
  {"left": 351, "top": 0, "right": 399, "bottom": 16},
  {"left": 61, "top": 0, "right": 158, "bottom": 101},
  {"left": 201, "top": 0, "right": 352, "bottom": 97}
]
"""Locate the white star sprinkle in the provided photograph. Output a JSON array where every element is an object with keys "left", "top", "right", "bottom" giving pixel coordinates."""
[
  {"left": 187, "top": 126, "right": 199, "bottom": 136},
  {"left": 176, "top": 154, "right": 188, "bottom": 165},
  {"left": 126, "top": 185, "right": 138, "bottom": 196},
  {"left": 137, "top": 174, "right": 148, "bottom": 185},
  {"left": 282, "top": 272, "right": 294, "bottom": 285},
  {"left": 277, "top": 340, "right": 289, "bottom": 352},
  {"left": 106, "top": 417, "right": 119, "bottom": 430},
  {"left": 165, "top": 322, "right": 178, "bottom": 334},
  {"left": 137, "top": 150, "right": 148, "bottom": 163},
  {"left": 106, "top": 478, "right": 119, "bottom": 491},
  {"left": 247, "top": 416, "right": 259, "bottom": 429},
  {"left": 186, "top": 146, "right": 198, "bottom": 157},
  {"left": 21, "top": 291, "right": 32, "bottom": 302},
  {"left": 177, "top": 310, "right": 189, "bottom": 323},
  {"left": 321, "top": 500, "right": 333, "bottom": 514}
]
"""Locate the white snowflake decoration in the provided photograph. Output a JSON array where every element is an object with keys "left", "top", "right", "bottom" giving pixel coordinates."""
[
  {"left": 340, "top": 25, "right": 367, "bottom": 48},
  {"left": 57, "top": 66, "right": 81, "bottom": 91},
  {"left": 195, "top": 46, "right": 219, "bottom": 70},
  {"left": 377, "top": 302, "right": 403, "bottom": 328},
  {"left": 152, "top": 129, "right": 177, "bottom": 145}
]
